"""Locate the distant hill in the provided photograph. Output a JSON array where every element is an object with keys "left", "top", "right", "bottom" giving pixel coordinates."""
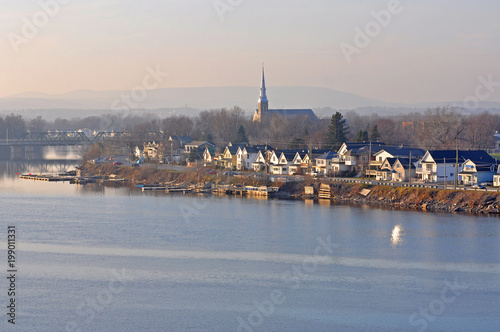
[
  {"left": 2, "top": 87, "right": 500, "bottom": 120},
  {"left": 0, "top": 86, "right": 392, "bottom": 111}
]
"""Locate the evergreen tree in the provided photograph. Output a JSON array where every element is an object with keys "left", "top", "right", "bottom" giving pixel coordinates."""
[
  {"left": 355, "top": 130, "right": 369, "bottom": 142},
  {"left": 188, "top": 148, "right": 200, "bottom": 162},
  {"left": 236, "top": 125, "right": 249, "bottom": 145},
  {"left": 370, "top": 124, "right": 380, "bottom": 142},
  {"left": 354, "top": 130, "right": 364, "bottom": 142},
  {"left": 327, "top": 112, "right": 348, "bottom": 150},
  {"left": 362, "top": 130, "right": 369, "bottom": 142},
  {"left": 203, "top": 133, "right": 215, "bottom": 145}
]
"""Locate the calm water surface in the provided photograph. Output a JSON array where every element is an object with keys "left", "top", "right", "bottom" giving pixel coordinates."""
[{"left": 0, "top": 162, "right": 499, "bottom": 331}]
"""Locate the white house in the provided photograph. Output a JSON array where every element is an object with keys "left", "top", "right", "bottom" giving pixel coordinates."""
[
  {"left": 493, "top": 165, "right": 500, "bottom": 187},
  {"left": 252, "top": 150, "right": 267, "bottom": 172},
  {"left": 416, "top": 150, "right": 496, "bottom": 183},
  {"left": 373, "top": 147, "right": 425, "bottom": 163},
  {"left": 185, "top": 141, "right": 215, "bottom": 154},
  {"left": 315, "top": 151, "right": 336, "bottom": 175},
  {"left": 416, "top": 150, "right": 458, "bottom": 182},
  {"left": 202, "top": 147, "right": 216, "bottom": 165},
  {"left": 375, "top": 158, "right": 396, "bottom": 181},
  {"left": 268, "top": 151, "right": 292, "bottom": 175},
  {"left": 290, "top": 151, "right": 310, "bottom": 175},
  {"left": 459, "top": 159, "right": 496, "bottom": 185}
]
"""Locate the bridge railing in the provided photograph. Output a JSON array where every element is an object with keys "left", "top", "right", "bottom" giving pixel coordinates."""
[{"left": 13, "top": 131, "right": 123, "bottom": 144}]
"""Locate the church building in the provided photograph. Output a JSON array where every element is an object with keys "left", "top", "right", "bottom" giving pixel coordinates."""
[{"left": 253, "top": 66, "right": 318, "bottom": 122}]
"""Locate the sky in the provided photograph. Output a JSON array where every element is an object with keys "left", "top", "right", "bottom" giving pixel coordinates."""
[{"left": 1, "top": 0, "right": 500, "bottom": 104}]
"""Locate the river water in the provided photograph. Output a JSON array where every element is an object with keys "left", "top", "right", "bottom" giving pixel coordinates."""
[{"left": 0, "top": 161, "right": 499, "bottom": 331}]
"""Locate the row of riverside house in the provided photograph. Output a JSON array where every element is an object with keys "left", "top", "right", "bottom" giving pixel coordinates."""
[
  {"left": 203, "top": 141, "right": 500, "bottom": 186},
  {"left": 141, "top": 137, "right": 500, "bottom": 186},
  {"left": 203, "top": 143, "right": 330, "bottom": 175}
]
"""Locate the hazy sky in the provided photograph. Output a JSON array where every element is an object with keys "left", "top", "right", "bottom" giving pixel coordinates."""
[{"left": 1, "top": 0, "right": 500, "bottom": 104}]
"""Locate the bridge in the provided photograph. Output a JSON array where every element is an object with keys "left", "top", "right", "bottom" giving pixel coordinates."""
[
  {"left": 0, "top": 131, "right": 124, "bottom": 146},
  {"left": 0, "top": 131, "right": 124, "bottom": 160}
]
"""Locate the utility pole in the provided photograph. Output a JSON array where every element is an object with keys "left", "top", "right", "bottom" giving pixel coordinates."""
[
  {"left": 169, "top": 137, "right": 173, "bottom": 170},
  {"left": 444, "top": 157, "right": 446, "bottom": 190},
  {"left": 409, "top": 151, "right": 412, "bottom": 186},
  {"left": 368, "top": 141, "right": 372, "bottom": 179},
  {"left": 455, "top": 143, "right": 459, "bottom": 190}
]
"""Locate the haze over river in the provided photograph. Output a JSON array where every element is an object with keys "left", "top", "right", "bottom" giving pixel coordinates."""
[{"left": 0, "top": 161, "right": 499, "bottom": 331}]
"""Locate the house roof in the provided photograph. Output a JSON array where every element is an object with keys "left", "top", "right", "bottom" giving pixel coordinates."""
[
  {"left": 343, "top": 142, "right": 386, "bottom": 150},
  {"left": 244, "top": 146, "right": 260, "bottom": 154},
  {"left": 225, "top": 145, "right": 241, "bottom": 155},
  {"left": 317, "top": 151, "right": 337, "bottom": 160},
  {"left": 426, "top": 150, "right": 496, "bottom": 164},
  {"left": 187, "top": 141, "right": 206, "bottom": 146},
  {"left": 384, "top": 157, "right": 398, "bottom": 165},
  {"left": 461, "top": 165, "right": 492, "bottom": 173},
  {"left": 310, "top": 149, "right": 331, "bottom": 157},
  {"left": 203, "top": 146, "right": 216, "bottom": 155},
  {"left": 394, "top": 157, "right": 417, "bottom": 170},
  {"left": 271, "top": 150, "right": 295, "bottom": 161},
  {"left": 375, "top": 147, "right": 425, "bottom": 158},
  {"left": 169, "top": 136, "right": 193, "bottom": 145},
  {"left": 352, "top": 144, "right": 387, "bottom": 155}
]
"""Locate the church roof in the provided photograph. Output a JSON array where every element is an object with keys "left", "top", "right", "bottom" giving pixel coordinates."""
[
  {"left": 267, "top": 109, "right": 318, "bottom": 121},
  {"left": 255, "top": 66, "right": 317, "bottom": 121}
]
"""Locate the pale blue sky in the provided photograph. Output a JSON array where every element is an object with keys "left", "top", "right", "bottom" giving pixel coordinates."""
[{"left": 1, "top": 0, "right": 500, "bottom": 103}]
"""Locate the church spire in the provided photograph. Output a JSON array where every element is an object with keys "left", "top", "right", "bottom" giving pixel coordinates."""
[
  {"left": 258, "top": 64, "right": 268, "bottom": 103},
  {"left": 253, "top": 64, "right": 269, "bottom": 122}
]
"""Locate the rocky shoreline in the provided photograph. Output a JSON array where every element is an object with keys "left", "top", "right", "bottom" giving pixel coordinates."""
[{"left": 82, "top": 164, "right": 500, "bottom": 215}]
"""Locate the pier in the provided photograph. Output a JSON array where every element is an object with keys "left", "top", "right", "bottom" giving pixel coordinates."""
[{"left": 19, "top": 173, "right": 126, "bottom": 185}]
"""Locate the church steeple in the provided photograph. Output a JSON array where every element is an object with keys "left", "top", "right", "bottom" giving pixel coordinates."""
[
  {"left": 258, "top": 65, "right": 268, "bottom": 103},
  {"left": 253, "top": 64, "right": 269, "bottom": 122}
]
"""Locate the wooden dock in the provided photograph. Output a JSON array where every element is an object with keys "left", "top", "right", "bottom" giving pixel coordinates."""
[
  {"left": 319, "top": 183, "right": 331, "bottom": 199},
  {"left": 19, "top": 174, "right": 73, "bottom": 182},
  {"left": 141, "top": 186, "right": 192, "bottom": 193},
  {"left": 20, "top": 174, "right": 125, "bottom": 185}
]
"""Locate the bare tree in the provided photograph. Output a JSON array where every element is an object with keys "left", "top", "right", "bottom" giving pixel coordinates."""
[
  {"left": 29, "top": 116, "right": 48, "bottom": 132},
  {"left": 463, "top": 111, "right": 500, "bottom": 149},
  {"left": 415, "top": 106, "right": 465, "bottom": 149},
  {"left": 162, "top": 115, "right": 194, "bottom": 137},
  {"left": 4, "top": 114, "right": 26, "bottom": 139}
]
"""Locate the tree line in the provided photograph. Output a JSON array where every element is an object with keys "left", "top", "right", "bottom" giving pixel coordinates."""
[{"left": 1, "top": 106, "right": 499, "bottom": 151}]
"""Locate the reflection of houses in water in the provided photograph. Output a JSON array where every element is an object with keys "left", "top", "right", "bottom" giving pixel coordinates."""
[{"left": 0, "top": 160, "right": 79, "bottom": 179}]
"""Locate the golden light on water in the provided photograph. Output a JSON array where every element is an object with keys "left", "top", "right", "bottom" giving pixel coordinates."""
[{"left": 391, "top": 225, "right": 404, "bottom": 248}]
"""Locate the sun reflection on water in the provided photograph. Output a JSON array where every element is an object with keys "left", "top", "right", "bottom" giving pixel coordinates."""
[{"left": 391, "top": 224, "right": 404, "bottom": 248}]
